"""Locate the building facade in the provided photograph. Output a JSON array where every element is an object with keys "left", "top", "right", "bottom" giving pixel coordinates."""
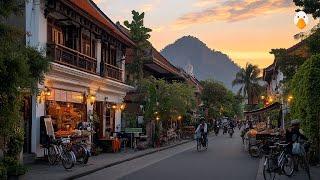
[{"left": 25, "top": 0, "right": 134, "bottom": 157}]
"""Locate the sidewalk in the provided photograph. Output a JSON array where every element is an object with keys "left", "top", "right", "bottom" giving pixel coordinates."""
[
  {"left": 21, "top": 139, "right": 192, "bottom": 180},
  {"left": 256, "top": 157, "right": 320, "bottom": 180}
]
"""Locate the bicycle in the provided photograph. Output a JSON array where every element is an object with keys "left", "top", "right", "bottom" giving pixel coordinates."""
[
  {"left": 196, "top": 133, "right": 208, "bottom": 151},
  {"left": 263, "top": 142, "right": 294, "bottom": 180},
  {"left": 71, "top": 140, "right": 90, "bottom": 164},
  {"left": 292, "top": 141, "right": 311, "bottom": 180},
  {"left": 47, "top": 137, "right": 76, "bottom": 169}
]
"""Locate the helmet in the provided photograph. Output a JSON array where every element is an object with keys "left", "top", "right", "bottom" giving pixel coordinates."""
[{"left": 291, "top": 119, "right": 301, "bottom": 126}]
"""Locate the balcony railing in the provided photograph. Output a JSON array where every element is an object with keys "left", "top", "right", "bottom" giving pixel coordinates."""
[
  {"left": 48, "top": 43, "right": 97, "bottom": 74},
  {"left": 102, "top": 64, "right": 123, "bottom": 82}
]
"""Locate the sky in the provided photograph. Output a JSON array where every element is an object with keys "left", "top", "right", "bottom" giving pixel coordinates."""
[{"left": 93, "top": 0, "right": 318, "bottom": 68}]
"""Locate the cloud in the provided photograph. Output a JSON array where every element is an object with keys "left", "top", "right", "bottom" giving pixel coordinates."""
[
  {"left": 175, "top": 0, "right": 293, "bottom": 29},
  {"left": 140, "top": 4, "right": 154, "bottom": 13}
]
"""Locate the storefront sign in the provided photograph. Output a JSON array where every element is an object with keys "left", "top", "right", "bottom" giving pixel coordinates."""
[
  {"left": 47, "top": 89, "right": 83, "bottom": 103},
  {"left": 124, "top": 128, "right": 142, "bottom": 133}
]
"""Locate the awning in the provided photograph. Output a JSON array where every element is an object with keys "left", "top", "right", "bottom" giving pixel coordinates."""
[{"left": 244, "top": 102, "right": 281, "bottom": 116}]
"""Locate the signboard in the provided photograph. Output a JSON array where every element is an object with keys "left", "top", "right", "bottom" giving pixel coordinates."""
[
  {"left": 44, "top": 117, "right": 55, "bottom": 138},
  {"left": 124, "top": 128, "right": 142, "bottom": 133}
]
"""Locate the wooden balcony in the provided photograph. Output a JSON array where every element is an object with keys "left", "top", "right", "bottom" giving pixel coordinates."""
[
  {"left": 48, "top": 43, "right": 97, "bottom": 74},
  {"left": 102, "top": 64, "right": 123, "bottom": 82}
]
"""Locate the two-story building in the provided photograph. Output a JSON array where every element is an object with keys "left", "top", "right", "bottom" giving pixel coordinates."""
[
  {"left": 25, "top": 0, "right": 135, "bottom": 157},
  {"left": 262, "top": 39, "right": 310, "bottom": 128}
]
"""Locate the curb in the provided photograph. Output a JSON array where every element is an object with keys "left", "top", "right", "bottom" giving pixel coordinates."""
[{"left": 67, "top": 139, "right": 193, "bottom": 180}]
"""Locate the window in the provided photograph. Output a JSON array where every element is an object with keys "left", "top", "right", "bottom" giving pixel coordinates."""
[
  {"left": 109, "top": 46, "right": 117, "bottom": 66},
  {"left": 52, "top": 28, "right": 63, "bottom": 45}
]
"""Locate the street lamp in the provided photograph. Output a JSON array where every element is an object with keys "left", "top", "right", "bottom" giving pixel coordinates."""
[{"left": 178, "top": 115, "right": 182, "bottom": 120}]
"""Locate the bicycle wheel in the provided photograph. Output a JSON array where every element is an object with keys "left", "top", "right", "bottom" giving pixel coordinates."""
[
  {"left": 73, "top": 145, "right": 89, "bottom": 164},
  {"left": 300, "top": 155, "right": 311, "bottom": 180},
  {"left": 62, "top": 151, "right": 75, "bottom": 169},
  {"left": 249, "top": 145, "right": 260, "bottom": 158},
  {"left": 263, "top": 157, "right": 276, "bottom": 180},
  {"left": 197, "top": 139, "right": 201, "bottom": 151},
  {"left": 282, "top": 154, "right": 294, "bottom": 177},
  {"left": 48, "top": 145, "right": 58, "bottom": 165}
]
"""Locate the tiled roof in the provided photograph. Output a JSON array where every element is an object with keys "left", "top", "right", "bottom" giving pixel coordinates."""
[{"left": 69, "top": 0, "right": 134, "bottom": 46}]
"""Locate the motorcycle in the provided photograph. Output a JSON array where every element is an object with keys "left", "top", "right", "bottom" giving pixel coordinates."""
[
  {"left": 223, "top": 126, "right": 228, "bottom": 134},
  {"left": 214, "top": 125, "right": 219, "bottom": 135},
  {"left": 228, "top": 127, "right": 234, "bottom": 138}
]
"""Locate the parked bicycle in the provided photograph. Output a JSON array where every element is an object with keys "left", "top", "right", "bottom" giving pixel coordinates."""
[
  {"left": 291, "top": 140, "right": 311, "bottom": 180},
  {"left": 47, "top": 137, "right": 76, "bottom": 169},
  {"left": 263, "top": 142, "right": 294, "bottom": 180},
  {"left": 71, "top": 140, "right": 90, "bottom": 164}
]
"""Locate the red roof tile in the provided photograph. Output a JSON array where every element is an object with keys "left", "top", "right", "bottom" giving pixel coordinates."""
[{"left": 69, "top": 0, "right": 134, "bottom": 46}]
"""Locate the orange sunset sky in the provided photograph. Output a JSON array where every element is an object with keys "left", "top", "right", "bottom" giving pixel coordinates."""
[{"left": 94, "top": 0, "right": 319, "bottom": 68}]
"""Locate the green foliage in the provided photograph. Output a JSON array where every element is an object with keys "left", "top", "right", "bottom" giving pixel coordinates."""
[
  {"left": 232, "top": 63, "right": 263, "bottom": 105},
  {"left": 122, "top": 111, "right": 137, "bottom": 128},
  {"left": 201, "top": 80, "right": 243, "bottom": 119},
  {"left": 124, "top": 10, "right": 152, "bottom": 44},
  {"left": 307, "top": 28, "right": 320, "bottom": 55},
  {"left": 3, "top": 157, "right": 27, "bottom": 176},
  {"left": 137, "top": 77, "right": 195, "bottom": 126},
  {"left": 270, "top": 48, "right": 306, "bottom": 83},
  {"left": 124, "top": 10, "right": 152, "bottom": 82},
  {"left": 0, "top": 163, "right": 7, "bottom": 180},
  {"left": 0, "top": 0, "right": 25, "bottom": 19},
  {"left": 290, "top": 54, "right": 320, "bottom": 157},
  {"left": 293, "top": 0, "right": 320, "bottom": 19},
  {"left": 0, "top": 0, "right": 50, "bottom": 166}
]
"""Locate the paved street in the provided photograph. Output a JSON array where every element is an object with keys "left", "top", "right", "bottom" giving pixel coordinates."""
[{"left": 79, "top": 130, "right": 259, "bottom": 180}]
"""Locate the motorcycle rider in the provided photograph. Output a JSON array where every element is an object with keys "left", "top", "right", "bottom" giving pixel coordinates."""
[
  {"left": 195, "top": 119, "right": 208, "bottom": 145},
  {"left": 213, "top": 119, "right": 219, "bottom": 135}
]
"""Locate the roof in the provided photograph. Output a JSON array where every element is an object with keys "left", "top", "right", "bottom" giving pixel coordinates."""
[
  {"left": 244, "top": 102, "right": 281, "bottom": 116},
  {"left": 69, "top": 0, "right": 134, "bottom": 47}
]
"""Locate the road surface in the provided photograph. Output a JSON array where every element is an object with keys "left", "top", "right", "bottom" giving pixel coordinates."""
[{"left": 78, "top": 130, "right": 259, "bottom": 180}]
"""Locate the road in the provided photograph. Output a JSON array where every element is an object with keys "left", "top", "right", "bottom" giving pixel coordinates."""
[{"left": 78, "top": 129, "right": 259, "bottom": 180}]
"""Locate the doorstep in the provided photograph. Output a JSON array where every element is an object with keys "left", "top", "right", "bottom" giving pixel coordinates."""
[
  {"left": 255, "top": 157, "right": 320, "bottom": 180},
  {"left": 21, "top": 139, "right": 192, "bottom": 180}
]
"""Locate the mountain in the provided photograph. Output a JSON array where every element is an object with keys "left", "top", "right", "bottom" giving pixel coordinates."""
[{"left": 161, "top": 36, "right": 241, "bottom": 92}]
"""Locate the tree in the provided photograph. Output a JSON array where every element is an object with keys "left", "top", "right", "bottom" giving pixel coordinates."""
[
  {"left": 136, "top": 77, "right": 195, "bottom": 128},
  {"left": 0, "top": 0, "right": 50, "bottom": 176},
  {"left": 201, "top": 80, "right": 242, "bottom": 119},
  {"left": 232, "top": 63, "right": 263, "bottom": 106},
  {"left": 124, "top": 10, "right": 152, "bottom": 82},
  {"left": 293, "top": 0, "right": 320, "bottom": 19},
  {"left": 290, "top": 54, "right": 320, "bottom": 162}
]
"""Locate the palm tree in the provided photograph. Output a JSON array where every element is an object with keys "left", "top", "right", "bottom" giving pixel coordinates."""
[{"left": 232, "top": 63, "right": 263, "bottom": 105}]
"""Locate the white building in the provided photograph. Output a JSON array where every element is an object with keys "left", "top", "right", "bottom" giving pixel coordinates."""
[{"left": 24, "top": 0, "right": 134, "bottom": 157}]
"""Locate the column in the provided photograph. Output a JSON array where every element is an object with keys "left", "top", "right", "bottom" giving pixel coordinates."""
[
  {"left": 96, "top": 39, "right": 102, "bottom": 74},
  {"left": 114, "top": 109, "right": 122, "bottom": 133},
  {"left": 121, "top": 54, "right": 126, "bottom": 82},
  {"left": 26, "top": 0, "right": 47, "bottom": 157}
]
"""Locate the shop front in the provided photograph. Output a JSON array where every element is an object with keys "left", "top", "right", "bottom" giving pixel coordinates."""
[{"left": 31, "top": 63, "right": 133, "bottom": 157}]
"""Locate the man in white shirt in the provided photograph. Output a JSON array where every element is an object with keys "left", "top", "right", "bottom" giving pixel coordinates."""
[{"left": 195, "top": 119, "right": 208, "bottom": 142}]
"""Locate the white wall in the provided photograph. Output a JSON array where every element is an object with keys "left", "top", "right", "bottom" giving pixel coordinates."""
[{"left": 26, "top": 0, "right": 48, "bottom": 157}]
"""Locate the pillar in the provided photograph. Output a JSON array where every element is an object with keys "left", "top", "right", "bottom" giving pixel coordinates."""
[
  {"left": 114, "top": 109, "right": 122, "bottom": 132},
  {"left": 96, "top": 39, "right": 102, "bottom": 74}
]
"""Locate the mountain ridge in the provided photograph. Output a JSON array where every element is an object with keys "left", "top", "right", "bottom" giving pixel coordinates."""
[{"left": 160, "top": 36, "right": 241, "bottom": 92}]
